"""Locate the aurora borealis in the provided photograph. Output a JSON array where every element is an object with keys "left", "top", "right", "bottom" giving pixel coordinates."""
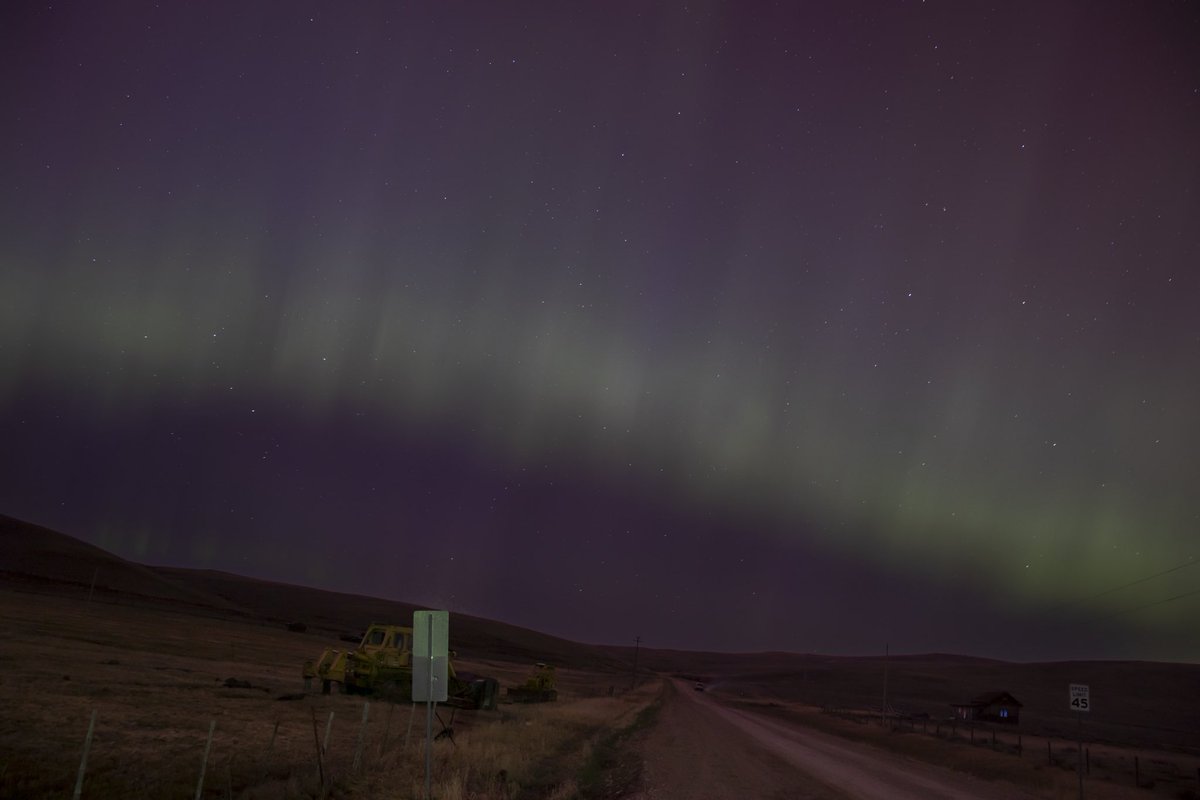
[{"left": 2, "top": 2, "right": 1198, "bottom": 660}]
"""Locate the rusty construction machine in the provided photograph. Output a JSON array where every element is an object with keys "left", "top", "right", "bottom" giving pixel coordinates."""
[
  {"left": 506, "top": 662, "right": 558, "bottom": 702},
  {"left": 303, "top": 622, "right": 499, "bottom": 710}
]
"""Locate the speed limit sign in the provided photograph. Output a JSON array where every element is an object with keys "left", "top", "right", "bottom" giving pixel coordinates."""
[{"left": 1069, "top": 683, "right": 1090, "bottom": 712}]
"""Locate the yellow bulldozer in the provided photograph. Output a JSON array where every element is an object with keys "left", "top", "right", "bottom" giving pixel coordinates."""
[
  {"left": 302, "top": 623, "right": 499, "bottom": 710},
  {"left": 506, "top": 662, "right": 558, "bottom": 702}
]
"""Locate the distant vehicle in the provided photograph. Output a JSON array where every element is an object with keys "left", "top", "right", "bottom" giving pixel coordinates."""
[{"left": 694, "top": 682, "right": 705, "bottom": 691}]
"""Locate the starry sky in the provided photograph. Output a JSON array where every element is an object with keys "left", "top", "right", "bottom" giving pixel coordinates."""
[{"left": 2, "top": 1, "right": 1198, "bottom": 661}]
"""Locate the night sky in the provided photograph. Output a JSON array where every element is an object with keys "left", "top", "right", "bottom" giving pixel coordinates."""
[{"left": 2, "top": 2, "right": 1198, "bottom": 662}]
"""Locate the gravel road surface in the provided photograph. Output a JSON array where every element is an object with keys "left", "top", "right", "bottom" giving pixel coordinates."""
[{"left": 636, "top": 680, "right": 1043, "bottom": 799}]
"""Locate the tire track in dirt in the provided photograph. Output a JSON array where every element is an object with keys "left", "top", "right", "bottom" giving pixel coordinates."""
[{"left": 634, "top": 680, "right": 846, "bottom": 799}]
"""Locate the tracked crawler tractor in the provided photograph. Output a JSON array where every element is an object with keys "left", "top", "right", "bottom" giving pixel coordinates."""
[
  {"left": 302, "top": 623, "right": 499, "bottom": 710},
  {"left": 506, "top": 662, "right": 558, "bottom": 702}
]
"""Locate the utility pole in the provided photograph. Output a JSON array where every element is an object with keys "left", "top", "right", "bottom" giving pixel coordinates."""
[
  {"left": 1078, "top": 715, "right": 1084, "bottom": 800},
  {"left": 630, "top": 636, "right": 640, "bottom": 691},
  {"left": 881, "top": 643, "right": 889, "bottom": 726}
]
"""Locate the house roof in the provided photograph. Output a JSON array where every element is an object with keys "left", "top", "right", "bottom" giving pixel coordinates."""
[{"left": 953, "top": 690, "right": 1022, "bottom": 708}]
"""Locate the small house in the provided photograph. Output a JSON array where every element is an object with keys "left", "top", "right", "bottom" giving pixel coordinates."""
[{"left": 951, "top": 691, "right": 1022, "bottom": 724}]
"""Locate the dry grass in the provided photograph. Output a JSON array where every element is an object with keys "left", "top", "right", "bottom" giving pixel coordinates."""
[
  {"left": 347, "top": 692, "right": 658, "bottom": 800},
  {"left": 666, "top": 654, "right": 1200, "bottom": 753},
  {"left": 722, "top": 700, "right": 1200, "bottom": 800},
  {"left": 6, "top": 512, "right": 1197, "bottom": 799},
  {"left": 0, "top": 589, "right": 655, "bottom": 799}
]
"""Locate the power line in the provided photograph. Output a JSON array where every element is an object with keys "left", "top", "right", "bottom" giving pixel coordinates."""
[
  {"left": 1037, "top": 558, "right": 1200, "bottom": 637},
  {"left": 1098, "top": 585, "right": 1200, "bottom": 622},
  {"left": 1049, "top": 556, "right": 1199, "bottom": 612}
]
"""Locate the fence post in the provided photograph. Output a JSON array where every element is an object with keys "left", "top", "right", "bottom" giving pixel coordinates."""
[
  {"left": 405, "top": 703, "right": 417, "bottom": 748},
  {"left": 195, "top": 720, "right": 216, "bottom": 800},
  {"left": 323, "top": 711, "right": 335, "bottom": 755},
  {"left": 352, "top": 701, "right": 370, "bottom": 774},
  {"left": 267, "top": 720, "right": 279, "bottom": 755},
  {"left": 311, "top": 708, "right": 327, "bottom": 788},
  {"left": 72, "top": 710, "right": 97, "bottom": 800},
  {"left": 380, "top": 703, "right": 395, "bottom": 756}
]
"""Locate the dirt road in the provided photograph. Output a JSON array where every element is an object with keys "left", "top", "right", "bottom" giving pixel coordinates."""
[{"left": 636, "top": 680, "right": 1043, "bottom": 799}]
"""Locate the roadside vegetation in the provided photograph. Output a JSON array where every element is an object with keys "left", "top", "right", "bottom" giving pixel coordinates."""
[
  {"left": 727, "top": 700, "right": 1200, "bottom": 800},
  {"left": 574, "top": 696, "right": 661, "bottom": 799},
  {"left": 0, "top": 590, "right": 658, "bottom": 799},
  {"left": 344, "top": 688, "right": 660, "bottom": 800}
]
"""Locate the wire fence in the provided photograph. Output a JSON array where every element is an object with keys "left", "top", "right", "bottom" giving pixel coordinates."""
[{"left": 820, "top": 706, "right": 1200, "bottom": 797}]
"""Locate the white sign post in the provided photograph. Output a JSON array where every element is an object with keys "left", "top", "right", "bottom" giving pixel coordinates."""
[
  {"left": 413, "top": 610, "right": 449, "bottom": 800},
  {"left": 1069, "top": 684, "right": 1089, "bottom": 799}
]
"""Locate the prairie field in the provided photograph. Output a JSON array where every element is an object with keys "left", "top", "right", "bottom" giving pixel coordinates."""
[
  {"left": 712, "top": 698, "right": 1200, "bottom": 800},
  {"left": 0, "top": 589, "right": 655, "bottom": 799},
  {"left": 2, "top": 514, "right": 1197, "bottom": 800}
]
